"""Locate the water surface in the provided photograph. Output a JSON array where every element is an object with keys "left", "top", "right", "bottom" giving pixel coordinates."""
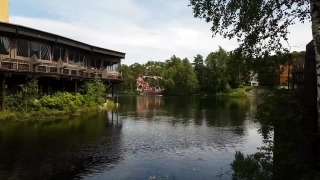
[{"left": 0, "top": 95, "right": 262, "bottom": 179}]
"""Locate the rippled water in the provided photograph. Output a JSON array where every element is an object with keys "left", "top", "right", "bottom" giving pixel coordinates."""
[{"left": 0, "top": 95, "right": 263, "bottom": 179}]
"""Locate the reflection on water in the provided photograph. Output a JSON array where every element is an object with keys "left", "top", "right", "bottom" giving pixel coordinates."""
[
  {"left": 0, "top": 113, "right": 123, "bottom": 179},
  {"left": 0, "top": 95, "right": 262, "bottom": 179},
  {"left": 123, "top": 95, "right": 252, "bottom": 128}
]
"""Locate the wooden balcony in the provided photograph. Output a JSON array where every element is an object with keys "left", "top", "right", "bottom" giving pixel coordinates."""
[
  {"left": 0, "top": 58, "right": 122, "bottom": 81},
  {"left": 0, "top": 22, "right": 125, "bottom": 85}
]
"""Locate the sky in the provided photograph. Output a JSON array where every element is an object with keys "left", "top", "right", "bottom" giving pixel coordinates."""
[{"left": 9, "top": 0, "right": 312, "bottom": 65}]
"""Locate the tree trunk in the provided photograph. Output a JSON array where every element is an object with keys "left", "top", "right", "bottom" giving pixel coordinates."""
[
  {"left": 311, "top": 0, "right": 320, "bottom": 170},
  {"left": 311, "top": 0, "right": 320, "bottom": 121}
]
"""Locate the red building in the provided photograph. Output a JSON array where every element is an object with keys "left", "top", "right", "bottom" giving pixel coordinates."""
[{"left": 279, "top": 57, "right": 305, "bottom": 89}]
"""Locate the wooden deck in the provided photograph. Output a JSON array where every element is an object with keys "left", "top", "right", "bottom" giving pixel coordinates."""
[{"left": 0, "top": 22, "right": 125, "bottom": 84}]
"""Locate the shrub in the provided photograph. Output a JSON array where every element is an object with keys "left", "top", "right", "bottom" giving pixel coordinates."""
[
  {"left": 80, "top": 80, "right": 106, "bottom": 107},
  {"left": 37, "top": 92, "right": 85, "bottom": 111},
  {"left": 7, "top": 79, "right": 39, "bottom": 111}
]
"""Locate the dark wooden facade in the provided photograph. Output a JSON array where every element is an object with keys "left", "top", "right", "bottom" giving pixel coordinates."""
[{"left": 0, "top": 22, "right": 125, "bottom": 108}]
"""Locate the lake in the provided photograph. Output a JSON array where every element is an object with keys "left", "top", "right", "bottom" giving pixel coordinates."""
[{"left": 0, "top": 95, "right": 263, "bottom": 179}]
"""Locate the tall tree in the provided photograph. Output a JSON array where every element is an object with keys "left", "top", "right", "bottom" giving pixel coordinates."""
[
  {"left": 205, "top": 46, "right": 229, "bottom": 92},
  {"left": 162, "top": 56, "right": 198, "bottom": 95},
  {"left": 227, "top": 50, "right": 250, "bottom": 88},
  {"left": 189, "top": 0, "right": 320, "bottom": 118},
  {"left": 120, "top": 65, "right": 135, "bottom": 93},
  {"left": 193, "top": 54, "right": 206, "bottom": 92}
]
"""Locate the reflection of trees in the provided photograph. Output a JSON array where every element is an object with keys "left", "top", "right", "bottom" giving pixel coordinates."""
[
  {"left": 204, "top": 97, "right": 249, "bottom": 127},
  {"left": 232, "top": 90, "right": 319, "bottom": 179},
  {"left": 118, "top": 95, "right": 253, "bottom": 135},
  {"left": 0, "top": 113, "right": 123, "bottom": 179},
  {"left": 163, "top": 96, "right": 250, "bottom": 129}
]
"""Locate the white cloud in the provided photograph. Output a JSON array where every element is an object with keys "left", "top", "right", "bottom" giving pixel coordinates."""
[{"left": 9, "top": 0, "right": 312, "bottom": 65}]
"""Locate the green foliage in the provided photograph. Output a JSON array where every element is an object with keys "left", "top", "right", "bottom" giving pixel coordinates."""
[
  {"left": 0, "top": 110, "right": 17, "bottom": 121},
  {"left": 226, "top": 49, "right": 251, "bottom": 88},
  {"left": 193, "top": 54, "right": 206, "bottom": 92},
  {"left": 120, "top": 65, "right": 136, "bottom": 93},
  {"left": 80, "top": 80, "right": 106, "bottom": 107},
  {"left": 162, "top": 56, "right": 198, "bottom": 95},
  {"left": 99, "top": 99, "right": 116, "bottom": 110},
  {"left": 231, "top": 90, "right": 319, "bottom": 179},
  {"left": 231, "top": 149, "right": 273, "bottom": 180},
  {"left": 119, "top": 48, "right": 306, "bottom": 95},
  {"left": 189, "top": 0, "right": 310, "bottom": 56},
  {"left": 1, "top": 79, "right": 115, "bottom": 121},
  {"left": 7, "top": 78, "right": 39, "bottom": 111},
  {"left": 35, "top": 92, "right": 85, "bottom": 111},
  {"left": 204, "top": 46, "right": 229, "bottom": 92}
]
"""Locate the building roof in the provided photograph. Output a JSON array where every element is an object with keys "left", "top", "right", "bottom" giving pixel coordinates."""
[{"left": 0, "top": 22, "right": 125, "bottom": 59}]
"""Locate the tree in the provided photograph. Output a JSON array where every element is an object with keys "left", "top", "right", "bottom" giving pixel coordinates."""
[
  {"left": 7, "top": 78, "right": 39, "bottom": 111},
  {"left": 205, "top": 46, "right": 229, "bottom": 92},
  {"left": 189, "top": 0, "right": 320, "bottom": 121},
  {"left": 162, "top": 56, "right": 198, "bottom": 95},
  {"left": 193, "top": 54, "right": 206, "bottom": 92},
  {"left": 227, "top": 50, "right": 250, "bottom": 88},
  {"left": 120, "top": 64, "right": 135, "bottom": 93}
]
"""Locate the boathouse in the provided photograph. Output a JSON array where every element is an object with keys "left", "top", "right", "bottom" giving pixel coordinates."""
[{"left": 0, "top": 22, "right": 125, "bottom": 108}]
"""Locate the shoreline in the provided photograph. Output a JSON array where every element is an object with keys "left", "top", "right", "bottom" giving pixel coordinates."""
[{"left": 0, "top": 102, "right": 117, "bottom": 122}]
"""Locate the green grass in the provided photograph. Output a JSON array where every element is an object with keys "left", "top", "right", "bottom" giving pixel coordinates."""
[
  {"left": 0, "top": 101, "right": 117, "bottom": 122},
  {"left": 216, "top": 86, "right": 253, "bottom": 97}
]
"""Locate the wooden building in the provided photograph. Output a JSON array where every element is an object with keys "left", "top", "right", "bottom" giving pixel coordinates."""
[{"left": 0, "top": 22, "right": 125, "bottom": 108}]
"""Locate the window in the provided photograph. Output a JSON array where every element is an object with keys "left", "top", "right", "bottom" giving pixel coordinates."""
[
  {"left": 90, "top": 59, "right": 96, "bottom": 68},
  {"left": 40, "top": 44, "right": 51, "bottom": 60},
  {"left": 53, "top": 47, "right": 60, "bottom": 61},
  {"left": 0, "top": 36, "right": 10, "bottom": 55},
  {"left": 17, "top": 39, "right": 29, "bottom": 57},
  {"left": 75, "top": 53, "right": 80, "bottom": 63},
  {"left": 61, "top": 48, "right": 67, "bottom": 62},
  {"left": 96, "top": 59, "right": 101, "bottom": 69},
  {"left": 68, "top": 50, "right": 75, "bottom": 64},
  {"left": 103, "top": 61, "right": 110, "bottom": 69}
]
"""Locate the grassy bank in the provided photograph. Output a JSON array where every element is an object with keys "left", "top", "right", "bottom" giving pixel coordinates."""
[
  {"left": 0, "top": 100, "right": 117, "bottom": 122},
  {"left": 216, "top": 86, "right": 254, "bottom": 97},
  {"left": 0, "top": 79, "right": 117, "bottom": 122},
  {"left": 215, "top": 86, "right": 272, "bottom": 97}
]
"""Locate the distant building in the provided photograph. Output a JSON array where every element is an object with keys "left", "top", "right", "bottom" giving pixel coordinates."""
[
  {"left": 279, "top": 57, "right": 305, "bottom": 89},
  {"left": 249, "top": 71, "right": 259, "bottom": 86}
]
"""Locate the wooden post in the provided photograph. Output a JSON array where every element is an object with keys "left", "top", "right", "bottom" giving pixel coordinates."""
[
  {"left": 62, "top": 80, "right": 65, "bottom": 91},
  {"left": 75, "top": 80, "right": 78, "bottom": 93},
  {"left": 47, "top": 80, "right": 51, "bottom": 94},
  {"left": 0, "top": 76, "right": 6, "bottom": 110},
  {"left": 111, "top": 83, "right": 114, "bottom": 98},
  {"left": 39, "top": 82, "right": 43, "bottom": 95}
]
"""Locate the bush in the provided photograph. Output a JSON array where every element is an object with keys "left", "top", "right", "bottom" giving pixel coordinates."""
[
  {"left": 3, "top": 79, "right": 115, "bottom": 120},
  {"left": 80, "top": 80, "right": 106, "bottom": 107},
  {"left": 37, "top": 92, "right": 85, "bottom": 111},
  {"left": 7, "top": 79, "right": 39, "bottom": 111},
  {"left": 231, "top": 150, "right": 273, "bottom": 180}
]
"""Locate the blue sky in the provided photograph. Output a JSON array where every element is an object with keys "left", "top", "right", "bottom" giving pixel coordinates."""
[{"left": 9, "top": 0, "right": 312, "bottom": 65}]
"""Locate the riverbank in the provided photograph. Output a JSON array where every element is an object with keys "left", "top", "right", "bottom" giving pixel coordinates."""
[
  {"left": 0, "top": 79, "right": 118, "bottom": 122},
  {"left": 215, "top": 86, "right": 271, "bottom": 97},
  {"left": 0, "top": 102, "right": 116, "bottom": 122},
  {"left": 0, "top": 100, "right": 117, "bottom": 122}
]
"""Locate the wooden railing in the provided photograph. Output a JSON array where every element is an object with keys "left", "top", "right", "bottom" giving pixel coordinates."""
[{"left": 0, "top": 58, "right": 122, "bottom": 80}]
